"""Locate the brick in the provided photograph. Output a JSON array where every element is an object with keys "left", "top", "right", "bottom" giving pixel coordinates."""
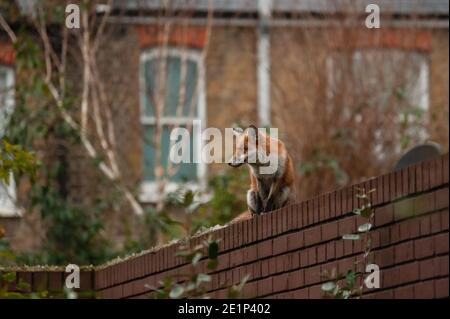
[
  {"left": 443, "top": 154, "right": 449, "bottom": 183},
  {"left": 383, "top": 267, "right": 399, "bottom": 288},
  {"left": 375, "top": 246, "right": 394, "bottom": 267},
  {"left": 408, "top": 166, "right": 416, "bottom": 195},
  {"left": 420, "top": 215, "right": 431, "bottom": 236},
  {"left": 344, "top": 239, "right": 353, "bottom": 256},
  {"left": 322, "top": 221, "right": 338, "bottom": 241},
  {"left": 435, "top": 187, "right": 449, "bottom": 210},
  {"left": 391, "top": 223, "right": 401, "bottom": 243},
  {"left": 33, "top": 272, "right": 48, "bottom": 292},
  {"left": 376, "top": 175, "right": 384, "bottom": 205},
  {"left": 394, "top": 197, "right": 415, "bottom": 220},
  {"left": 394, "top": 241, "right": 414, "bottom": 263},
  {"left": 430, "top": 157, "right": 442, "bottom": 188},
  {"left": 268, "top": 257, "right": 278, "bottom": 275},
  {"left": 419, "top": 258, "right": 436, "bottom": 280},
  {"left": 434, "top": 233, "right": 449, "bottom": 254},
  {"left": 390, "top": 172, "right": 397, "bottom": 201},
  {"left": 300, "top": 250, "right": 308, "bottom": 267},
  {"left": 273, "top": 273, "right": 289, "bottom": 292},
  {"left": 335, "top": 240, "right": 344, "bottom": 258},
  {"left": 416, "top": 163, "right": 423, "bottom": 193},
  {"left": 436, "top": 255, "right": 449, "bottom": 276},
  {"left": 317, "top": 245, "right": 326, "bottom": 263},
  {"left": 242, "top": 246, "right": 258, "bottom": 263},
  {"left": 435, "top": 278, "right": 449, "bottom": 298},
  {"left": 414, "top": 192, "right": 435, "bottom": 216},
  {"left": 304, "top": 265, "right": 321, "bottom": 285},
  {"left": 398, "top": 262, "right": 419, "bottom": 285},
  {"left": 338, "top": 217, "right": 356, "bottom": 236},
  {"left": 372, "top": 289, "right": 394, "bottom": 299},
  {"left": 243, "top": 281, "right": 258, "bottom": 298},
  {"left": 402, "top": 168, "right": 409, "bottom": 197},
  {"left": 308, "top": 247, "right": 317, "bottom": 265},
  {"left": 291, "top": 287, "right": 309, "bottom": 299},
  {"left": 288, "top": 269, "right": 305, "bottom": 289},
  {"left": 287, "top": 231, "right": 304, "bottom": 251},
  {"left": 48, "top": 272, "right": 63, "bottom": 292},
  {"left": 257, "top": 240, "right": 273, "bottom": 259},
  {"left": 216, "top": 252, "right": 229, "bottom": 271},
  {"left": 430, "top": 213, "right": 442, "bottom": 233},
  {"left": 304, "top": 226, "right": 321, "bottom": 246},
  {"left": 394, "top": 285, "right": 414, "bottom": 299},
  {"left": 375, "top": 204, "right": 394, "bottom": 226},
  {"left": 275, "top": 255, "right": 287, "bottom": 273},
  {"left": 307, "top": 200, "right": 314, "bottom": 226},
  {"left": 80, "top": 271, "right": 93, "bottom": 291},
  {"left": 230, "top": 250, "right": 243, "bottom": 267},
  {"left": 313, "top": 197, "right": 320, "bottom": 223},
  {"left": 423, "top": 161, "right": 431, "bottom": 190},
  {"left": 274, "top": 291, "right": 292, "bottom": 299},
  {"left": 442, "top": 210, "right": 449, "bottom": 231},
  {"left": 326, "top": 241, "right": 335, "bottom": 261},
  {"left": 337, "top": 257, "right": 355, "bottom": 275},
  {"left": 414, "top": 280, "right": 435, "bottom": 299},
  {"left": 273, "top": 235, "right": 288, "bottom": 255},
  {"left": 329, "top": 192, "right": 336, "bottom": 218},
  {"left": 290, "top": 251, "right": 300, "bottom": 269},
  {"left": 257, "top": 277, "right": 273, "bottom": 296},
  {"left": 309, "top": 284, "right": 323, "bottom": 299},
  {"left": 379, "top": 227, "right": 391, "bottom": 246},
  {"left": 395, "top": 170, "right": 403, "bottom": 199},
  {"left": 415, "top": 236, "right": 435, "bottom": 259},
  {"left": 302, "top": 202, "right": 309, "bottom": 229}
]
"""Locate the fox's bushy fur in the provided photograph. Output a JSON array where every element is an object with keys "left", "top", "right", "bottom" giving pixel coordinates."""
[{"left": 228, "top": 125, "right": 296, "bottom": 221}]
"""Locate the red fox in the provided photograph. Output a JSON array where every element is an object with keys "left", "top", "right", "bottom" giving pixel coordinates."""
[{"left": 228, "top": 125, "right": 296, "bottom": 221}]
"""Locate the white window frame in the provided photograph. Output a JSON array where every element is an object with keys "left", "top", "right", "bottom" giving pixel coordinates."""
[
  {"left": 138, "top": 48, "right": 207, "bottom": 203},
  {"left": 0, "top": 65, "right": 19, "bottom": 217}
]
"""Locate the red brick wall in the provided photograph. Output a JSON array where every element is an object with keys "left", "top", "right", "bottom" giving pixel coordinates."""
[
  {"left": 3, "top": 154, "right": 448, "bottom": 299},
  {"left": 0, "top": 41, "right": 15, "bottom": 65},
  {"left": 94, "top": 154, "right": 448, "bottom": 299}
]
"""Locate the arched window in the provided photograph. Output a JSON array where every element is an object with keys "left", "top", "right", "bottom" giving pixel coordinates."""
[
  {"left": 0, "top": 65, "right": 18, "bottom": 217},
  {"left": 139, "top": 48, "right": 206, "bottom": 202}
]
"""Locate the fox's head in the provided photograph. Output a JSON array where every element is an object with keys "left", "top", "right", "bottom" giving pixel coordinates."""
[{"left": 228, "top": 125, "right": 269, "bottom": 168}]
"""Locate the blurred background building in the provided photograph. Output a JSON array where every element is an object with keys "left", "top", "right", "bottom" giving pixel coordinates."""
[{"left": 0, "top": 0, "right": 448, "bottom": 261}]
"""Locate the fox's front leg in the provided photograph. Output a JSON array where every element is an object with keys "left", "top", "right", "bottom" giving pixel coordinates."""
[
  {"left": 247, "top": 189, "right": 263, "bottom": 215},
  {"left": 263, "top": 181, "right": 281, "bottom": 212}
]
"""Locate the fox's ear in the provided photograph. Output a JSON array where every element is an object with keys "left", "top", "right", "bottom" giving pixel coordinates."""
[
  {"left": 246, "top": 125, "right": 259, "bottom": 140},
  {"left": 232, "top": 127, "right": 244, "bottom": 136}
]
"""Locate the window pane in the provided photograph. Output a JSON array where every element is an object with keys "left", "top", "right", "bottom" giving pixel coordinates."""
[
  {"left": 0, "top": 66, "right": 14, "bottom": 137},
  {"left": 142, "top": 55, "right": 198, "bottom": 118},
  {"left": 143, "top": 125, "right": 197, "bottom": 182}
]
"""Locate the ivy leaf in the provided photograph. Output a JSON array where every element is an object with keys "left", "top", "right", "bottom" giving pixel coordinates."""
[
  {"left": 321, "top": 281, "right": 336, "bottom": 292},
  {"left": 207, "top": 259, "right": 218, "bottom": 270},
  {"left": 360, "top": 206, "right": 373, "bottom": 218},
  {"left": 342, "top": 234, "right": 360, "bottom": 240},
  {"left": 2, "top": 272, "right": 16, "bottom": 283},
  {"left": 183, "top": 190, "right": 194, "bottom": 207},
  {"left": 169, "top": 285, "right": 184, "bottom": 299},
  {"left": 192, "top": 252, "right": 202, "bottom": 266},
  {"left": 208, "top": 241, "right": 219, "bottom": 260},
  {"left": 345, "top": 270, "right": 357, "bottom": 287},
  {"left": 196, "top": 273, "right": 211, "bottom": 285},
  {"left": 358, "top": 223, "right": 372, "bottom": 233}
]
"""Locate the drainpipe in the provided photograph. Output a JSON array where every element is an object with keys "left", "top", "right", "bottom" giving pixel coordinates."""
[{"left": 257, "top": 0, "right": 272, "bottom": 127}]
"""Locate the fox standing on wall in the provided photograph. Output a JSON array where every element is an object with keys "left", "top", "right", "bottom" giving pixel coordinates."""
[{"left": 228, "top": 125, "right": 296, "bottom": 218}]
